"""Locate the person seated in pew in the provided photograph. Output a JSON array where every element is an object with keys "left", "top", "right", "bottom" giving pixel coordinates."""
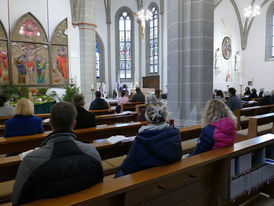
[
  {"left": 130, "top": 87, "right": 145, "bottom": 103},
  {"left": 226, "top": 87, "right": 243, "bottom": 112},
  {"left": 244, "top": 87, "right": 251, "bottom": 96},
  {"left": 259, "top": 88, "right": 264, "bottom": 98},
  {"left": 89, "top": 91, "right": 109, "bottom": 110},
  {"left": 4, "top": 98, "right": 44, "bottom": 138},
  {"left": 73, "top": 93, "right": 96, "bottom": 129},
  {"left": 272, "top": 90, "right": 274, "bottom": 104},
  {"left": 0, "top": 93, "right": 14, "bottom": 116},
  {"left": 115, "top": 102, "right": 182, "bottom": 178},
  {"left": 116, "top": 90, "right": 129, "bottom": 113},
  {"left": 258, "top": 91, "right": 273, "bottom": 106},
  {"left": 214, "top": 90, "right": 225, "bottom": 102},
  {"left": 138, "top": 95, "right": 157, "bottom": 121},
  {"left": 190, "top": 99, "right": 236, "bottom": 156},
  {"left": 247, "top": 88, "right": 258, "bottom": 101},
  {"left": 12, "top": 102, "right": 103, "bottom": 206}
]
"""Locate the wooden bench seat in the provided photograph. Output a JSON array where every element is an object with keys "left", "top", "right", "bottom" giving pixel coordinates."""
[
  {"left": 247, "top": 112, "right": 274, "bottom": 138},
  {"left": 121, "top": 102, "right": 145, "bottom": 112},
  {"left": 23, "top": 134, "right": 274, "bottom": 206},
  {"left": 234, "top": 105, "right": 274, "bottom": 131},
  {"left": 0, "top": 124, "right": 202, "bottom": 184}
]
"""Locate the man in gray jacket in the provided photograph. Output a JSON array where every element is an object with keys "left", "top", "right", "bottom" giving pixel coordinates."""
[
  {"left": 227, "top": 87, "right": 243, "bottom": 112},
  {"left": 12, "top": 102, "right": 103, "bottom": 206}
]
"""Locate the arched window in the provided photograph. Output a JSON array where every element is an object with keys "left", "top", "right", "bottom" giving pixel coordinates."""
[
  {"left": 146, "top": 3, "right": 159, "bottom": 75},
  {"left": 115, "top": 7, "right": 134, "bottom": 81},
  {"left": 265, "top": 1, "right": 274, "bottom": 61},
  {"left": 95, "top": 32, "right": 105, "bottom": 82}
]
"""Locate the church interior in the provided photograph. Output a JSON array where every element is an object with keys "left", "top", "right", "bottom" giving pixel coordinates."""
[{"left": 0, "top": 0, "right": 274, "bottom": 205}]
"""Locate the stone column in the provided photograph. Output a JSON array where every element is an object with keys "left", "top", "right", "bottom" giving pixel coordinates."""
[
  {"left": 137, "top": 0, "right": 144, "bottom": 87},
  {"left": 167, "top": 0, "right": 214, "bottom": 127},
  {"left": 78, "top": 0, "right": 97, "bottom": 107},
  {"left": 104, "top": 0, "right": 112, "bottom": 96}
]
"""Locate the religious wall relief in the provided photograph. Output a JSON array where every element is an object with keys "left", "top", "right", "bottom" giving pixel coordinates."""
[
  {"left": 0, "top": 21, "right": 9, "bottom": 84},
  {"left": 51, "top": 19, "right": 69, "bottom": 84},
  {"left": 11, "top": 42, "right": 49, "bottom": 84},
  {"left": 11, "top": 12, "right": 49, "bottom": 85}
]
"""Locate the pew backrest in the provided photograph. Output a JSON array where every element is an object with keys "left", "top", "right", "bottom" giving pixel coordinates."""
[
  {"left": 24, "top": 134, "right": 274, "bottom": 206},
  {"left": 247, "top": 112, "right": 274, "bottom": 137},
  {"left": 121, "top": 102, "right": 145, "bottom": 112}
]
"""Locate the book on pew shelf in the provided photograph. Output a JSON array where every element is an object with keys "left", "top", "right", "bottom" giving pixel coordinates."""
[
  {"left": 42, "top": 118, "right": 50, "bottom": 124},
  {"left": 19, "top": 148, "right": 40, "bottom": 160},
  {"left": 265, "top": 158, "right": 274, "bottom": 165},
  {"left": 106, "top": 135, "right": 135, "bottom": 144}
]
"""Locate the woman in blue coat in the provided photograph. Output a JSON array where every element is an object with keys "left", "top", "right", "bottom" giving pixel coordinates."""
[
  {"left": 4, "top": 98, "right": 44, "bottom": 138},
  {"left": 115, "top": 101, "right": 182, "bottom": 177}
]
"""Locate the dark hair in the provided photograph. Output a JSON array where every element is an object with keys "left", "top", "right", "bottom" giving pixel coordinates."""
[
  {"left": 251, "top": 88, "right": 257, "bottom": 93},
  {"left": 72, "top": 93, "right": 85, "bottom": 107},
  {"left": 50, "top": 102, "right": 77, "bottom": 131},
  {"left": 161, "top": 94, "right": 167, "bottom": 100},
  {"left": 95, "top": 91, "right": 101, "bottom": 98},
  {"left": 121, "top": 90, "right": 126, "bottom": 97},
  {"left": 216, "top": 90, "right": 224, "bottom": 98},
  {"left": 122, "top": 84, "right": 127, "bottom": 89},
  {"left": 228, "top": 87, "right": 236, "bottom": 96},
  {"left": 0, "top": 94, "right": 8, "bottom": 107},
  {"left": 245, "top": 87, "right": 250, "bottom": 91},
  {"left": 136, "top": 87, "right": 141, "bottom": 93}
]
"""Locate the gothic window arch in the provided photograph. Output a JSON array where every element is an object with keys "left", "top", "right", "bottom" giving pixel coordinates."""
[
  {"left": 115, "top": 6, "right": 135, "bottom": 81},
  {"left": 265, "top": 1, "right": 274, "bottom": 61},
  {"left": 96, "top": 32, "right": 105, "bottom": 82},
  {"left": 146, "top": 2, "right": 159, "bottom": 75}
]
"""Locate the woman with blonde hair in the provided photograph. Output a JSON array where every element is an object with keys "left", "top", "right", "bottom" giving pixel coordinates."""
[
  {"left": 4, "top": 98, "right": 44, "bottom": 138},
  {"left": 115, "top": 101, "right": 182, "bottom": 177},
  {"left": 191, "top": 99, "right": 236, "bottom": 156}
]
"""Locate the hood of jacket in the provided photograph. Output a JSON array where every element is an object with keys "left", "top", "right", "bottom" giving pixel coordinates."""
[
  {"left": 136, "top": 126, "right": 182, "bottom": 163},
  {"left": 210, "top": 118, "right": 235, "bottom": 149}
]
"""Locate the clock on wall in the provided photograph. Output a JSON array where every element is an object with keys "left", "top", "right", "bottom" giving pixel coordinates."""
[{"left": 222, "top": 36, "right": 232, "bottom": 60}]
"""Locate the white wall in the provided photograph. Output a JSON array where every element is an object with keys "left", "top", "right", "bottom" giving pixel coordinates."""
[
  {"left": 243, "top": 0, "right": 274, "bottom": 92},
  {"left": 214, "top": 0, "right": 274, "bottom": 94},
  {"left": 0, "top": 0, "right": 81, "bottom": 88},
  {"left": 214, "top": 0, "right": 242, "bottom": 92}
]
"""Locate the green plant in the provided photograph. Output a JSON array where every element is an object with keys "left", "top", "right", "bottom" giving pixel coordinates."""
[
  {"left": 62, "top": 79, "right": 79, "bottom": 103},
  {"left": 37, "top": 87, "right": 48, "bottom": 95},
  {"left": 0, "top": 84, "right": 29, "bottom": 99}
]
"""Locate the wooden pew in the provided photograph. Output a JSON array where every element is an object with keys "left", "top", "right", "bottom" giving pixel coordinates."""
[
  {"left": 0, "top": 124, "right": 202, "bottom": 184},
  {"left": 24, "top": 134, "right": 274, "bottom": 206},
  {"left": 0, "top": 112, "right": 139, "bottom": 135},
  {"left": 95, "top": 112, "right": 138, "bottom": 125},
  {"left": 248, "top": 112, "right": 274, "bottom": 138},
  {"left": 121, "top": 102, "right": 145, "bottom": 112},
  {"left": 90, "top": 108, "right": 115, "bottom": 116},
  {"left": 0, "top": 109, "right": 116, "bottom": 125},
  {"left": 234, "top": 105, "right": 274, "bottom": 130}
]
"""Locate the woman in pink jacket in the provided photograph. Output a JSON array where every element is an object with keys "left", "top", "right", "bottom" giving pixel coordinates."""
[{"left": 191, "top": 99, "right": 237, "bottom": 156}]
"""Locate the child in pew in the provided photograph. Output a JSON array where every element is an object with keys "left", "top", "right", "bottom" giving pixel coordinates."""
[
  {"left": 116, "top": 90, "right": 129, "bottom": 113},
  {"left": 115, "top": 102, "right": 182, "bottom": 178},
  {"left": 190, "top": 99, "right": 237, "bottom": 156}
]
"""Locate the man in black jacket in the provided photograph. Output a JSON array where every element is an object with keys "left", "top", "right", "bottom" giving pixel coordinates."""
[
  {"left": 12, "top": 102, "right": 103, "bottom": 206},
  {"left": 89, "top": 91, "right": 109, "bottom": 110},
  {"left": 131, "top": 87, "right": 145, "bottom": 103},
  {"left": 73, "top": 93, "right": 96, "bottom": 129}
]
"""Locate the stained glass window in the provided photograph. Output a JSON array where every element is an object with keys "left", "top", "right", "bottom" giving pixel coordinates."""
[
  {"left": 119, "top": 12, "right": 132, "bottom": 79},
  {"left": 148, "top": 6, "right": 159, "bottom": 74},
  {"left": 96, "top": 42, "right": 100, "bottom": 78},
  {"left": 95, "top": 33, "right": 105, "bottom": 82}
]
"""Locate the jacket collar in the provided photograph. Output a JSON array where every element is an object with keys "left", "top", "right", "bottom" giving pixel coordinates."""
[{"left": 41, "top": 130, "right": 76, "bottom": 146}]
